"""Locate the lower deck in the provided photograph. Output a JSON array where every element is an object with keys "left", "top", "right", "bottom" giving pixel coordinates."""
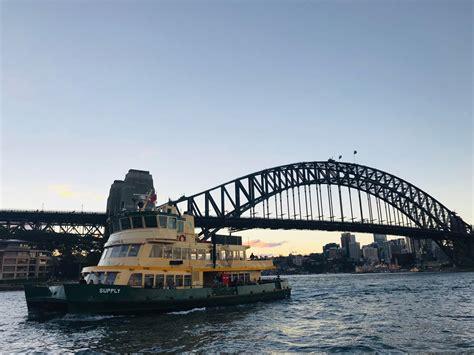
[{"left": 25, "top": 279, "right": 291, "bottom": 317}]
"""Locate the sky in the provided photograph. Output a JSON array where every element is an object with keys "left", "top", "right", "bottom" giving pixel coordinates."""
[{"left": 1, "top": 0, "right": 472, "bottom": 256}]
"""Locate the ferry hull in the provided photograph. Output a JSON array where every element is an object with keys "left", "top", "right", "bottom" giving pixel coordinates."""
[{"left": 24, "top": 281, "right": 290, "bottom": 317}]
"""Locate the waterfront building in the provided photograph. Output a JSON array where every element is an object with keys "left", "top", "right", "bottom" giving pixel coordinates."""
[
  {"left": 362, "top": 245, "right": 379, "bottom": 264},
  {"left": 0, "top": 240, "right": 51, "bottom": 281},
  {"left": 348, "top": 242, "right": 361, "bottom": 260},
  {"left": 324, "top": 247, "right": 343, "bottom": 260},
  {"left": 341, "top": 233, "right": 356, "bottom": 257},
  {"left": 293, "top": 254, "right": 303, "bottom": 266}
]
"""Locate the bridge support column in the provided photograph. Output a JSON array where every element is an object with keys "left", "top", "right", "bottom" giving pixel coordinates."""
[{"left": 452, "top": 237, "right": 474, "bottom": 268}]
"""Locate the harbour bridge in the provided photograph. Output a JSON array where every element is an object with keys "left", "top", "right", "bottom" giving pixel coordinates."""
[{"left": 1, "top": 161, "right": 473, "bottom": 267}]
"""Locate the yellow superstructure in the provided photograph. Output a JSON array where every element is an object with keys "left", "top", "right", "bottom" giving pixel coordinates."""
[{"left": 82, "top": 204, "right": 274, "bottom": 288}]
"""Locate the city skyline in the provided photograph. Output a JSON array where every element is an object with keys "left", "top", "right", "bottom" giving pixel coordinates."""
[{"left": 1, "top": 0, "right": 472, "bottom": 256}]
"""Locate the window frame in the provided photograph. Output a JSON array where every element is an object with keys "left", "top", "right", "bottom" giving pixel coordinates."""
[{"left": 131, "top": 216, "right": 144, "bottom": 229}]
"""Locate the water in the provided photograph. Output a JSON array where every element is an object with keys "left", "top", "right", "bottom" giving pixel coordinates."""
[{"left": 1, "top": 272, "right": 473, "bottom": 352}]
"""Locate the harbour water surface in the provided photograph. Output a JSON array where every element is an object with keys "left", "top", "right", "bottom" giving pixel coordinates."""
[{"left": 0, "top": 272, "right": 473, "bottom": 352}]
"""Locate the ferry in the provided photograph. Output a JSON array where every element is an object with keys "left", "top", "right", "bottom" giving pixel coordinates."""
[{"left": 24, "top": 204, "right": 290, "bottom": 316}]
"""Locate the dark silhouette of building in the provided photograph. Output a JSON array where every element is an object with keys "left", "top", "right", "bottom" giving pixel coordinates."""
[{"left": 106, "top": 169, "right": 155, "bottom": 217}]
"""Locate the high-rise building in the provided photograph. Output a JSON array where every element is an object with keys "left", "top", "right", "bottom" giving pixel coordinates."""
[
  {"left": 381, "top": 241, "right": 392, "bottom": 262},
  {"left": 341, "top": 233, "right": 356, "bottom": 257},
  {"left": 373, "top": 234, "right": 387, "bottom": 245},
  {"left": 348, "top": 242, "right": 361, "bottom": 260}
]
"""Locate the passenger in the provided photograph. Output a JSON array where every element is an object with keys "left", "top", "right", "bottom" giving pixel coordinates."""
[
  {"left": 79, "top": 276, "right": 87, "bottom": 284},
  {"left": 250, "top": 253, "right": 255, "bottom": 260},
  {"left": 88, "top": 279, "right": 95, "bottom": 285},
  {"left": 157, "top": 281, "right": 164, "bottom": 289}
]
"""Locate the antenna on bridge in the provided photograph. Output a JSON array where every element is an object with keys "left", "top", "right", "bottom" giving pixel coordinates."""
[
  {"left": 353, "top": 150, "right": 358, "bottom": 163},
  {"left": 338, "top": 155, "right": 343, "bottom": 161}
]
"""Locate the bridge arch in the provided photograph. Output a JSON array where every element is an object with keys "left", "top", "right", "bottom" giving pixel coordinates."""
[{"left": 172, "top": 161, "right": 471, "bottom": 235}]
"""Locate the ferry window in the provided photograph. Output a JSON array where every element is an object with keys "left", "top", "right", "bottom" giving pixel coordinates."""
[
  {"left": 101, "top": 248, "right": 111, "bottom": 261},
  {"left": 172, "top": 247, "right": 181, "bottom": 259},
  {"left": 155, "top": 274, "right": 165, "bottom": 288},
  {"left": 182, "top": 248, "right": 189, "bottom": 260},
  {"left": 177, "top": 221, "right": 184, "bottom": 233},
  {"left": 128, "top": 244, "right": 141, "bottom": 257},
  {"left": 184, "top": 275, "right": 192, "bottom": 287},
  {"left": 206, "top": 252, "right": 211, "bottom": 260},
  {"left": 144, "top": 216, "right": 158, "bottom": 228},
  {"left": 110, "top": 246, "right": 121, "bottom": 258},
  {"left": 144, "top": 274, "right": 154, "bottom": 288},
  {"left": 150, "top": 245, "right": 163, "bottom": 258},
  {"left": 120, "top": 218, "right": 131, "bottom": 230},
  {"left": 119, "top": 245, "right": 129, "bottom": 258},
  {"left": 244, "top": 273, "right": 250, "bottom": 283},
  {"left": 231, "top": 274, "right": 238, "bottom": 282},
  {"left": 159, "top": 216, "right": 167, "bottom": 228},
  {"left": 163, "top": 246, "right": 172, "bottom": 259},
  {"left": 168, "top": 217, "right": 177, "bottom": 229},
  {"left": 128, "top": 273, "right": 143, "bottom": 287},
  {"left": 113, "top": 220, "right": 120, "bottom": 232},
  {"left": 165, "top": 275, "right": 174, "bottom": 288},
  {"left": 175, "top": 275, "right": 184, "bottom": 287},
  {"left": 108, "top": 222, "right": 114, "bottom": 234},
  {"left": 105, "top": 272, "right": 118, "bottom": 285},
  {"left": 190, "top": 249, "right": 197, "bottom": 260},
  {"left": 97, "top": 272, "right": 106, "bottom": 284},
  {"left": 132, "top": 216, "right": 143, "bottom": 229}
]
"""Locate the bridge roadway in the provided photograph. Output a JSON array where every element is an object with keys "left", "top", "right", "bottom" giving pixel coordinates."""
[
  {"left": 0, "top": 210, "right": 107, "bottom": 238},
  {"left": 1, "top": 209, "right": 469, "bottom": 240},
  {"left": 1, "top": 208, "right": 471, "bottom": 242},
  {"left": 0, "top": 208, "right": 473, "bottom": 267}
]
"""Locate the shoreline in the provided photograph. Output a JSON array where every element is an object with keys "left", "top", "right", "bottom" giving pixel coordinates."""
[{"left": 3, "top": 270, "right": 474, "bottom": 292}]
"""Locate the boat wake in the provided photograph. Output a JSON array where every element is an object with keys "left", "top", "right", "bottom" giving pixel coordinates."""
[
  {"left": 167, "top": 307, "right": 206, "bottom": 315},
  {"left": 61, "top": 314, "right": 121, "bottom": 322}
]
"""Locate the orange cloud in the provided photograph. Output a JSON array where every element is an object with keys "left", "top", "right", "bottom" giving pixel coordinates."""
[
  {"left": 48, "top": 184, "right": 106, "bottom": 201},
  {"left": 48, "top": 184, "right": 77, "bottom": 199},
  {"left": 247, "top": 239, "right": 287, "bottom": 248}
]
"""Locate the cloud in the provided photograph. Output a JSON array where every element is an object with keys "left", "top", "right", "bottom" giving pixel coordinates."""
[
  {"left": 48, "top": 184, "right": 106, "bottom": 202},
  {"left": 247, "top": 239, "right": 287, "bottom": 248},
  {"left": 48, "top": 184, "right": 78, "bottom": 199}
]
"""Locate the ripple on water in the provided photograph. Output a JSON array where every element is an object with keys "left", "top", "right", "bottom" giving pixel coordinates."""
[{"left": 0, "top": 272, "right": 473, "bottom": 352}]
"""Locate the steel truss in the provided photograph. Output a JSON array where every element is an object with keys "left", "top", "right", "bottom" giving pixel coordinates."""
[
  {"left": 169, "top": 161, "right": 473, "bottom": 266},
  {"left": 0, "top": 210, "right": 106, "bottom": 238}
]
